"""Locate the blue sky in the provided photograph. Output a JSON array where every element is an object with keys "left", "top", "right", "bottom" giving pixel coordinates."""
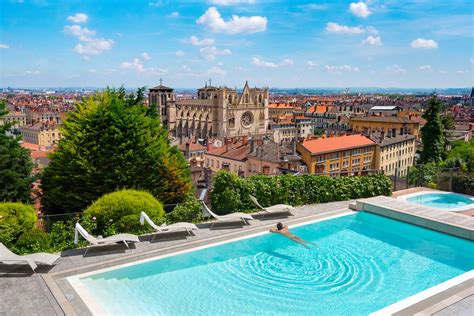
[{"left": 1, "top": 0, "right": 473, "bottom": 88}]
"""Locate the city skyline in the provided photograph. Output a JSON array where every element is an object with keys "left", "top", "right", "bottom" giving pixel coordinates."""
[{"left": 1, "top": 0, "right": 473, "bottom": 88}]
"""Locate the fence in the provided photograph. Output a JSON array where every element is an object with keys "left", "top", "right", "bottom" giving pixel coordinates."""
[
  {"left": 394, "top": 165, "right": 463, "bottom": 193},
  {"left": 37, "top": 202, "right": 183, "bottom": 230}
]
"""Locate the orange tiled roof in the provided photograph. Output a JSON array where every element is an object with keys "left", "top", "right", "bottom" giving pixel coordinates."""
[
  {"left": 268, "top": 103, "right": 294, "bottom": 109},
  {"left": 205, "top": 142, "right": 250, "bottom": 161},
  {"left": 302, "top": 134, "right": 375, "bottom": 155},
  {"left": 410, "top": 117, "right": 427, "bottom": 124}
]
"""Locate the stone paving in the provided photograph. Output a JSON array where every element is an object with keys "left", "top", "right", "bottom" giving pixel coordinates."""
[{"left": 0, "top": 200, "right": 350, "bottom": 316}]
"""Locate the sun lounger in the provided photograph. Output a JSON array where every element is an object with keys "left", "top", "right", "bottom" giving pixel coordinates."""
[
  {"left": 0, "top": 242, "right": 60, "bottom": 272},
  {"left": 74, "top": 223, "right": 140, "bottom": 255},
  {"left": 201, "top": 200, "right": 253, "bottom": 228},
  {"left": 139, "top": 211, "right": 198, "bottom": 241},
  {"left": 249, "top": 195, "right": 295, "bottom": 219}
]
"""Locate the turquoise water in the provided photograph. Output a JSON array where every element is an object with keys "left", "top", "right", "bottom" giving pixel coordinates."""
[
  {"left": 79, "top": 213, "right": 474, "bottom": 315},
  {"left": 406, "top": 192, "right": 474, "bottom": 210}
]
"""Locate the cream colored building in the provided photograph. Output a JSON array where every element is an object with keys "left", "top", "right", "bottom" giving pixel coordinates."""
[
  {"left": 149, "top": 81, "right": 269, "bottom": 139},
  {"left": 19, "top": 123, "right": 62, "bottom": 147},
  {"left": 296, "top": 134, "right": 376, "bottom": 175},
  {"left": 0, "top": 111, "right": 27, "bottom": 127},
  {"left": 370, "top": 132, "right": 416, "bottom": 177}
]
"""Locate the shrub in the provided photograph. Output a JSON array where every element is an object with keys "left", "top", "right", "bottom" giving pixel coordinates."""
[
  {"left": 452, "top": 173, "right": 474, "bottom": 196},
  {"left": 41, "top": 88, "right": 192, "bottom": 215},
  {"left": 211, "top": 171, "right": 392, "bottom": 214},
  {"left": 15, "top": 228, "right": 52, "bottom": 254},
  {"left": 0, "top": 202, "right": 37, "bottom": 249},
  {"left": 166, "top": 195, "right": 203, "bottom": 224},
  {"left": 84, "top": 189, "right": 164, "bottom": 236}
]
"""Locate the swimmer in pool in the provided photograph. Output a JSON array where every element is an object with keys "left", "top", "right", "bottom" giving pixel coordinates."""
[{"left": 270, "top": 222, "right": 317, "bottom": 248}]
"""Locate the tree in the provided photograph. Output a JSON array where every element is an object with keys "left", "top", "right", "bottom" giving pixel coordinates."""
[
  {"left": 41, "top": 88, "right": 193, "bottom": 214},
  {"left": 447, "top": 139, "right": 474, "bottom": 172},
  {"left": 0, "top": 101, "right": 33, "bottom": 202},
  {"left": 419, "top": 96, "right": 446, "bottom": 163}
]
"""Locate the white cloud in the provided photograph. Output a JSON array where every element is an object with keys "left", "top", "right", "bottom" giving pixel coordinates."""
[
  {"left": 470, "top": 57, "right": 474, "bottom": 64},
  {"left": 307, "top": 61, "right": 318, "bottom": 68},
  {"left": 64, "top": 25, "right": 95, "bottom": 39},
  {"left": 456, "top": 70, "right": 468, "bottom": 74},
  {"left": 200, "top": 46, "right": 232, "bottom": 61},
  {"left": 197, "top": 7, "right": 267, "bottom": 34},
  {"left": 120, "top": 58, "right": 144, "bottom": 72},
  {"left": 251, "top": 57, "right": 295, "bottom": 68},
  {"left": 324, "top": 65, "right": 360, "bottom": 74},
  {"left": 189, "top": 35, "right": 215, "bottom": 46},
  {"left": 386, "top": 64, "right": 407, "bottom": 74},
  {"left": 207, "top": 66, "right": 226, "bottom": 76},
  {"left": 439, "top": 70, "right": 447, "bottom": 74},
  {"left": 0, "top": 44, "right": 9, "bottom": 49},
  {"left": 176, "top": 50, "right": 185, "bottom": 57},
  {"left": 182, "top": 65, "right": 192, "bottom": 72},
  {"left": 149, "top": 1, "right": 164, "bottom": 8},
  {"left": 120, "top": 57, "right": 167, "bottom": 75},
  {"left": 417, "top": 65, "right": 433, "bottom": 72},
  {"left": 89, "top": 69, "right": 96, "bottom": 73},
  {"left": 67, "top": 13, "right": 88, "bottom": 24},
  {"left": 168, "top": 11, "right": 179, "bottom": 18},
  {"left": 410, "top": 38, "right": 438, "bottom": 49},
  {"left": 362, "top": 35, "right": 382, "bottom": 46},
  {"left": 252, "top": 57, "right": 278, "bottom": 68},
  {"left": 298, "top": 3, "right": 327, "bottom": 10},
  {"left": 366, "top": 26, "right": 379, "bottom": 34},
  {"left": 210, "top": 0, "right": 255, "bottom": 5},
  {"left": 325, "top": 22, "right": 364, "bottom": 35},
  {"left": 280, "top": 58, "right": 294, "bottom": 66},
  {"left": 25, "top": 70, "right": 40, "bottom": 75},
  {"left": 73, "top": 38, "right": 113, "bottom": 57},
  {"left": 64, "top": 24, "right": 113, "bottom": 58},
  {"left": 350, "top": 2, "right": 371, "bottom": 18},
  {"left": 141, "top": 52, "right": 151, "bottom": 60}
]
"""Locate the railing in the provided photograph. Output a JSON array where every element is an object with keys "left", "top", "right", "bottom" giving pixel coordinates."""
[{"left": 313, "top": 169, "right": 383, "bottom": 177}]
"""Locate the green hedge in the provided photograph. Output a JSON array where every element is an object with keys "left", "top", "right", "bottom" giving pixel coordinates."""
[
  {"left": 166, "top": 195, "right": 203, "bottom": 224},
  {"left": 211, "top": 171, "right": 392, "bottom": 214},
  {"left": 452, "top": 173, "right": 474, "bottom": 196},
  {"left": 0, "top": 202, "right": 37, "bottom": 249},
  {"left": 84, "top": 189, "right": 165, "bottom": 235}
]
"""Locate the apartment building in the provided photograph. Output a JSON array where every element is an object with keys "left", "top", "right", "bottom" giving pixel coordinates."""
[
  {"left": 297, "top": 134, "right": 376, "bottom": 175},
  {"left": 19, "top": 122, "right": 62, "bottom": 147},
  {"left": 370, "top": 132, "right": 416, "bottom": 177},
  {"left": 350, "top": 116, "right": 420, "bottom": 139}
]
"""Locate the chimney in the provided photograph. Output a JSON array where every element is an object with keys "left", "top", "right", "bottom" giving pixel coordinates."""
[
  {"left": 250, "top": 139, "right": 255, "bottom": 153},
  {"left": 185, "top": 142, "right": 190, "bottom": 158},
  {"left": 381, "top": 131, "right": 385, "bottom": 139},
  {"left": 242, "top": 135, "right": 248, "bottom": 145},
  {"left": 291, "top": 139, "right": 296, "bottom": 155}
]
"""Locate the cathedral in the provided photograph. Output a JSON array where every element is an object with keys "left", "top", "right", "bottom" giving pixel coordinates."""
[{"left": 148, "top": 81, "right": 269, "bottom": 140}]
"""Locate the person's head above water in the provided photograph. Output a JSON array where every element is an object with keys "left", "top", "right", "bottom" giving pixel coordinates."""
[{"left": 276, "top": 222, "right": 284, "bottom": 230}]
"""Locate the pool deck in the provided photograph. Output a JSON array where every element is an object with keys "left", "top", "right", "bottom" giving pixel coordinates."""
[
  {"left": 0, "top": 200, "right": 351, "bottom": 316},
  {"left": 1, "top": 197, "right": 473, "bottom": 316},
  {"left": 356, "top": 195, "right": 474, "bottom": 240}
]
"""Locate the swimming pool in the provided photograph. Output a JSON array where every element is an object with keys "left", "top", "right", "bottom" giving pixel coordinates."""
[
  {"left": 400, "top": 191, "right": 474, "bottom": 212},
  {"left": 69, "top": 212, "right": 474, "bottom": 315}
]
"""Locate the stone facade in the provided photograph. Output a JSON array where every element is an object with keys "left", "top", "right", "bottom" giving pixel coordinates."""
[{"left": 149, "top": 81, "right": 269, "bottom": 139}]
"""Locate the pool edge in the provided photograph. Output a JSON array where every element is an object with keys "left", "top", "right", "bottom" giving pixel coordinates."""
[{"left": 45, "top": 208, "right": 353, "bottom": 315}]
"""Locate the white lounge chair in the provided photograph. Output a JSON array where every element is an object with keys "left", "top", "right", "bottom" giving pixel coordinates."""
[
  {"left": 201, "top": 200, "right": 254, "bottom": 229},
  {"left": 249, "top": 195, "right": 295, "bottom": 219},
  {"left": 0, "top": 242, "right": 60, "bottom": 272},
  {"left": 74, "top": 223, "right": 140, "bottom": 255},
  {"left": 139, "top": 211, "right": 198, "bottom": 241}
]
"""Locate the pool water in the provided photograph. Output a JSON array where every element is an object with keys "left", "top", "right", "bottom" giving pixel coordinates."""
[
  {"left": 77, "top": 213, "right": 474, "bottom": 315},
  {"left": 406, "top": 192, "right": 474, "bottom": 210}
]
